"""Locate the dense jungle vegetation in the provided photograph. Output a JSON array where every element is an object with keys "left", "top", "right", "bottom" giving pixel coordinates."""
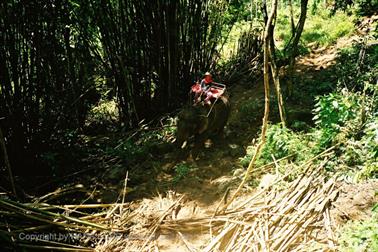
[{"left": 0, "top": 0, "right": 377, "bottom": 251}]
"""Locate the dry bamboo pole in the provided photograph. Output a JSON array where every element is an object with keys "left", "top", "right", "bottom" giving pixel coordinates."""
[
  {"left": 221, "top": 0, "right": 277, "bottom": 213},
  {"left": 246, "top": 153, "right": 296, "bottom": 175},
  {"left": 203, "top": 223, "right": 237, "bottom": 252},
  {"left": 221, "top": 224, "right": 240, "bottom": 252},
  {"left": 120, "top": 170, "right": 129, "bottom": 217},
  {"left": 206, "top": 168, "right": 338, "bottom": 251},
  {"left": 0, "top": 198, "right": 117, "bottom": 231},
  {"left": 138, "top": 195, "right": 185, "bottom": 252},
  {"left": 33, "top": 186, "right": 92, "bottom": 204},
  {"left": 323, "top": 208, "right": 336, "bottom": 251},
  {"left": 29, "top": 203, "right": 130, "bottom": 210},
  {"left": 236, "top": 224, "right": 255, "bottom": 252}
]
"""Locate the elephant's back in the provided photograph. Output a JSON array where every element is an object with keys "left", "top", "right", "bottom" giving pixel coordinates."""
[{"left": 208, "top": 95, "right": 230, "bottom": 130}]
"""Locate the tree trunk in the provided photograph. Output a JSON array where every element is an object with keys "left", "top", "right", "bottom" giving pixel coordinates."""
[
  {"left": 287, "top": 0, "right": 309, "bottom": 97},
  {"left": 269, "top": 49, "right": 287, "bottom": 127},
  {"left": 262, "top": 0, "right": 286, "bottom": 126},
  {"left": 288, "top": 0, "right": 295, "bottom": 37}
]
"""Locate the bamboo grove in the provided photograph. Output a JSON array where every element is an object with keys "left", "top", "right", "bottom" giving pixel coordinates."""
[{"left": 0, "top": 0, "right": 232, "bottom": 176}]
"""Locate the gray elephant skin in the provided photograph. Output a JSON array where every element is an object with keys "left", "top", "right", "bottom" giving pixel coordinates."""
[{"left": 176, "top": 96, "right": 230, "bottom": 153}]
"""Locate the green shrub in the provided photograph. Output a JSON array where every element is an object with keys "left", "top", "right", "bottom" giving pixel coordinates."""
[
  {"left": 333, "top": 0, "right": 378, "bottom": 16},
  {"left": 353, "top": 119, "right": 378, "bottom": 181},
  {"left": 338, "top": 211, "right": 378, "bottom": 252},
  {"left": 276, "top": 8, "right": 354, "bottom": 50},
  {"left": 238, "top": 98, "right": 264, "bottom": 122},
  {"left": 304, "top": 10, "right": 354, "bottom": 46},
  {"left": 87, "top": 99, "right": 119, "bottom": 124},
  {"left": 103, "top": 116, "right": 176, "bottom": 165},
  {"left": 335, "top": 44, "right": 378, "bottom": 91},
  {"left": 311, "top": 81, "right": 377, "bottom": 179},
  {"left": 240, "top": 124, "right": 311, "bottom": 168},
  {"left": 312, "top": 91, "right": 361, "bottom": 148},
  {"left": 173, "top": 163, "right": 192, "bottom": 184}
]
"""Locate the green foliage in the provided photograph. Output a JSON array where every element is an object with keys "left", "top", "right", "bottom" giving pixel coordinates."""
[
  {"left": 241, "top": 81, "right": 377, "bottom": 180},
  {"left": 172, "top": 163, "right": 192, "bottom": 184},
  {"left": 223, "top": 0, "right": 253, "bottom": 24},
  {"left": 332, "top": 0, "right": 378, "bottom": 16},
  {"left": 217, "top": 24, "right": 262, "bottom": 83},
  {"left": 275, "top": 8, "right": 354, "bottom": 50},
  {"left": 310, "top": 81, "right": 377, "bottom": 179},
  {"left": 86, "top": 99, "right": 119, "bottom": 132},
  {"left": 102, "top": 116, "right": 176, "bottom": 166},
  {"left": 338, "top": 211, "right": 378, "bottom": 252},
  {"left": 261, "top": 125, "right": 310, "bottom": 163},
  {"left": 355, "top": 0, "right": 378, "bottom": 15},
  {"left": 89, "top": 100, "right": 119, "bottom": 121},
  {"left": 309, "top": 41, "right": 378, "bottom": 178},
  {"left": 240, "top": 124, "right": 311, "bottom": 168},
  {"left": 219, "top": 21, "right": 254, "bottom": 61},
  {"left": 238, "top": 99, "right": 264, "bottom": 123},
  {"left": 305, "top": 11, "right": 354, "bottom": 46},
  {"left": 335, "top": 44, "right": 378, "bottom": 91},
  {"left": 353, "top": 119, "right": 378, "bottom": 181},
  {"left": 313, "top": 91, "right": 361, "bottom": 148}
]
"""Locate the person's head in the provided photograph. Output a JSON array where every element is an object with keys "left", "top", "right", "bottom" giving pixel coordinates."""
[{"left": 204, "top": 72, "right": 212, "bottom": 82}]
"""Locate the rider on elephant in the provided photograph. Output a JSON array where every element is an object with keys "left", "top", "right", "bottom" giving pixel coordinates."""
[{"left": 193, "top": 72, "right": 224, "bottom": 105}]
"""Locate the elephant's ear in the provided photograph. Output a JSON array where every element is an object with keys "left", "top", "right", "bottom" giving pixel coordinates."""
[{"left": 198, "top": 117, "right": 208, "bottom": 134}]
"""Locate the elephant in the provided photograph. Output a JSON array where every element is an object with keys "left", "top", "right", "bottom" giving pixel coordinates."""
[{"left": 175, "top": 96, "right": 230, "bottom": 157}]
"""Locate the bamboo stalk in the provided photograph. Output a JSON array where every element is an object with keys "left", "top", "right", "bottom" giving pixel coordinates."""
[
  {"left": 0, "top": 126, "right": 16, "bottom": 197},
  {"left": 138, "top": 195, "right": 185, "bottom": 252},
  {"left": 120, "top": 170, "right": 129, "bottom": 217},
  {"left": 0, "top": 198, "right": 122, "bottom": 231},
  {"left": 203, "top": 223, "right": 237, "bottom": 252},
  {"left": 177, "top": 231, "right": 197, "bottom": 252},
  {"left": 28, "top": 203, "right": 130, "bottom": 210}
]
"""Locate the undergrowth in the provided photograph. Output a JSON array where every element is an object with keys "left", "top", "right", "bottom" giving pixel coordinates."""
[
  {"left": 276, "top": 7, "right": 354, "bottom": 50},
  {"left": 338, "top": 204, "right": 378, "bottom": 252},
  {"left": 104, "top": 117, "right": 176, "bottom": 165},
  {"left": 240, "top": 41, "right": 378, "bottom": 182},
  {"left": 172, "top": 163, "right": 193, "bottom": 184}
]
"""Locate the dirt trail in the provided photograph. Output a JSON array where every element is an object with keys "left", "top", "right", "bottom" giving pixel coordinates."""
[
  {"left": 297, "top": 35, "right": 360, "bottom": 71},
  {"left": 116, "top": 23, "right": 378, "bottom": 250},
  {"left": 137, "top": 33, "right": 357, "bottom": 218},
  {"left": 154, "top": 82, "right": 267, "bottom": 207},
  {"left": 160, "top": 35, "right": 357, "bottom": 208}
]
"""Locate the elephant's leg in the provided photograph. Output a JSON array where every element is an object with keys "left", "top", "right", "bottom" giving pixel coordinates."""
[
  {"left": 191, "top": 134, "right": 207, "bottom": 159},
  {"left": 174, "top": 144, "right": 190, "bottom": 161}
]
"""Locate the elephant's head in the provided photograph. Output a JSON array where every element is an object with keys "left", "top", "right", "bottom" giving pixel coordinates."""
[{"left": 175, "top": 106, "right": 208, "bottom": 149}]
